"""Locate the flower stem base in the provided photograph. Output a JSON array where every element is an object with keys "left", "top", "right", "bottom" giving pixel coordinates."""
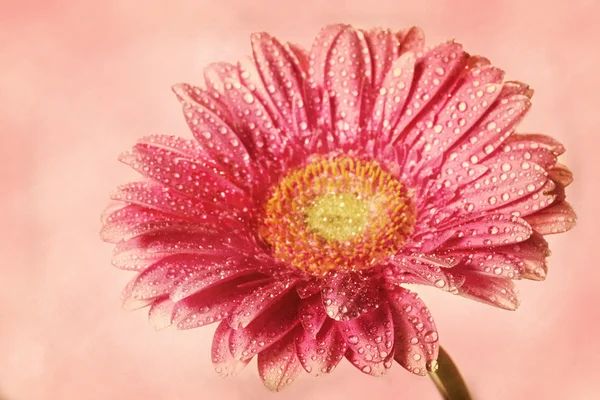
[{"left": 428, "top": 346, "right": 473, "bottom": 400}]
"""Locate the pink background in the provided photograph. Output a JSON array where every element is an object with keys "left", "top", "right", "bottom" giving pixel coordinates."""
[{"left": 1, "top": 0, "right": 599, "bottom": 399}]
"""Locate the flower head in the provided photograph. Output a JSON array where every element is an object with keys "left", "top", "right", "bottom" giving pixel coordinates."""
[{"left": 101, "top": 24, "right": 576, "bottom": 391}]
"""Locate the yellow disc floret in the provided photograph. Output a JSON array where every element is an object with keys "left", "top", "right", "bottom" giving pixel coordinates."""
[{"left": 260, "top": 156, "right": 416, "bottom": 275}]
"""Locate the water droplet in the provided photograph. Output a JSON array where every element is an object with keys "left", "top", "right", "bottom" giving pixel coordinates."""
[
  {"left": 243, "top": 93, "right": 255, "bottom": 104},
  {"left": 426, "top": 360, "right": 439, "bottom": 372},
  {"left": 423, "top": 331, "right": 439, "bottom": 343}
]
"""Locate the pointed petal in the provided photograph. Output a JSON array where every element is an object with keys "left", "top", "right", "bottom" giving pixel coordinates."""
[
  {"left": 296, "top": 279, "right": 321, "bottom": 299},
  {"left": 258, "top": 330, "right": 303, "bottom": 391},
  {"left": 370, "top": 52, "right": 416, "bottom": 138},
  {"left": 418, "top": 66, "right": 504, "bottom": 168},
  {"left": 457, "top": 273, "right": 520, "bottom": 310},
  {"left": 321, "top": 27, "right": 371, "bottom": 145},
  {"left": 249, "top": 32, "right": 309, "bottom": 140},
  {"left": 321, "top": 271, "right": 383, "bottom": 321},
  {"left": 298, "top": 294, "right": 327, "bottom": 338},
  {"left": 229, "top": 278, "right": 298, "bottom": 329},
  {"left": 122, "top": 254, "right": 257, "bottom": 304},
  {"left": 496, "top": 179, "right": 557, "bottom": 217},
  {"left": 525, "top": 201, "right": 576, "bottom": 235},
  {"left": 202, "top": 62, "right": 288, "bottom": 169},
  {"left": 119, "top": 139, "right": 250, "bottom": 210},
  {"left": 110, "top": 181, "right": 229, "bottom": 225},
  {"left": 494, "top": 232, "right": 549, "bottom": 281},
  {"left": 172, "top": 83, "right": 257, "bottom": 180},
  {"left": 398, "top": 27, "right": 425, "bottom": 55},
  {"left": 448, "top": 157, "right": 552, "bottom": 216},
  {"left": 500, "top": 80, "right": 534, "bottom": 98},
  {"left": 172, "top": 275, "right": 263, "bottom": 329},
  {"left": 296, "top": 320, "right": 347, "bottom": 376},
  {"left": 212, "top": 321, "right": 250, "bottom": 377},
  {"left": 502, "top": 133, "right": 563, "bottom": 169},
  {"left": 148, "top": 296, "right": 175, "bottom": 330},
  {"left": 345, "top": 347, "right": 394, "bottom": 376},
  {"left": 449, "top": 251, "right": 524, "bottom": 280},
  {"left": 363, "top": 28, "right": 400, "bottom": 89},
  {"left": 120, "top": 279, "right": 154, "bottom": 311},
  {"left": 390, "top": 41, "right": 468, "bottom": 144},
  {"left": 549, "top": 163, "right": 573, "bottom": 187},
  {"left": 438, "top": 214, "right": 533, "bottom": 250},
  {"left": 387, "top": 287, "right": 439, "bottom": 376},
  {"left": 445, "top": 94, "right": 531, "bottom": 171},
  {"left": 337, "top": 304, "right": 394, "bottom": 363},
  {"left": 112, "top": 230, "right": 255, "bottom": 271},
  {"left": 101, "top": 204, "right": 183, "bottom": 244},
  {"left": 386, "top": 254, "right": 464, "bottom": 292},
  {"left": 229, "top": 294, "right": 299, "bottom": 361}
]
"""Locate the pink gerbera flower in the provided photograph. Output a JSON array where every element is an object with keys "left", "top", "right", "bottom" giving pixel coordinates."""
[{"left": 101, "top": 24, "right": 576, "bottom": 391}]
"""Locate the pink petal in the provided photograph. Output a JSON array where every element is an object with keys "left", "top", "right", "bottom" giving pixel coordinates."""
[
  {"left": 369, "top": 52, "right": 416, "bottom": 138},
  {"left": 386, "top": 254, "right": 464, "bottom": 291},
  {"left": 296, "top": 320, "right": 347, "bottom": 376},
  {"left": 493, "top": 232, "right": 549, "bottom": 280},
  {"left": 389, "top": 41, "right": 468, "bottom": 144},
  {"left": 101, "top": 204, "right": 182, "bottom": 244},
  {"left": 500, "top": 80, "right": 534, "bottom": 98},
  {"left": 120, "top": 279, "right": 153, "bottom": 311},
  {"left": 414, "top": 65, "right": 504, "bottom": 172},
  {"left": 296, "top": 279, "right": 321, "bottom": 299},
  {"left": 172, "top": 82, "right": 259, "bottom": 178},
  {"left": 123, "top": 254, "right": 257, "bottom": 304},
  {"left": 495, "top": 179, "right": 557, "bottom": 217},
  {"left": 363, "top": 28, "right": 400, "bottom": 90},
  {"left": 456, "top": 272, "right": 520, "bottom": 310},
  {"left": 449, "top": 251, "right": 524, "bottom": 280},
  {"left": 202, "top": 62, "right": 287, "bottom": 170},
  {"left": 407, "top": 58, "right": 505, "bottom": 167},
  {"left": 306, "top": 24, "right": 348, "bottom": 94},
  {"left": 112, "top": 230, "right": 256, "bottom": 271},
  {"left": 298, "top": 294, "right": 327, "bottom": 338},
  {"left": 502, "top": 133, "right": 564, "bottom": 169},
  {"left": 257, "top": 330, "right": 303, "bottom": 392},
  {"left": 450, "top": 156, "right": 551, "bottom": 215},
  {"left": 321, "top": 271, "right": 382, "bottom": 321},
  {"left": 387, "top": 287, "right": 439, "bottom": 376},
  {"left": 147, "top": 296, "right": 175, "bottom": 330},
  {"left": 439, "top": 213, "right": 533, "bottom": 250},
  {"left": 444, "top": 94, "right": 531, "bottom": 171},
  {"left": 321, "top": 27, "right": 371, "bottom": 145},
  {"left": 172, "top": 275, "right": 263, "bottom": 329},
  {"left": 119, "top": 139, "right": 250, "bottom": 210},
  {"left": 249, "top": 32, "right": 309, "bottom": 140},
  {"left": 229, "top": 294, "right": 299, "bottom": 361},
  {"left": 549, "top": 163, "right": 573, "bottom": 187},
  {"left": 345, "top": 347, "right": 394, "bottom": 377},
  {"left": 212, "top": 321, "right": 250, "bottom": 378},
  {"left": 229, "top": 278, "right": 298, "bottom": 329},
  {"left": 397, "top": 27, "right": 425, "bottom": 55},
  {"left": 525, "top": 201, "right": 576, "bottom": 235},
  {"left": 111, "top": 181, "right": 214, "bottom": 222},
  {"left": 337, "top": 304, "right": 394, "bottom": 363}
]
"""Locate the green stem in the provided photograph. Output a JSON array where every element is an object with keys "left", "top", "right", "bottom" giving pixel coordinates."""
[{"left": 428, "top": 346, "right": 473, "bottom": 400}]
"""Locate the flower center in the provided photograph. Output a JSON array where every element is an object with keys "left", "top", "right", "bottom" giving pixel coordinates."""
[
  {"left": 260, "top": 156, "right": 415, "bottom": 275},
  {"left": 305, "top": 192, "right": 370, "bottom": 241}
]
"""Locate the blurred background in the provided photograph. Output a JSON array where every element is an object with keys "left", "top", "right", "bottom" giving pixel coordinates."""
[{"left": 1, "top": 0, "right": 599, "bottom": 399}]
